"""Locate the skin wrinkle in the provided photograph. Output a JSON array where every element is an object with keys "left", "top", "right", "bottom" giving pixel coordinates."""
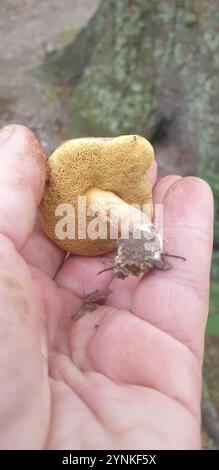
[
  {"left": 0, "top": 232, "right": 17, "bottom": 254},
  {"left": 21, "top": 214, "right": 66, "bottom": 280},
  {"left": 147, "top": 316, "right": 201, "bottom": 364},
  {"left": 47, "top": 371, "right": 108, "bottom": 449},
  {"left": 56, "top": 255, "right": 115, "bottom": 300},
  {"left": 114, "top": 422, "right": 199, "bottom": 450},
  {"left": 163, "top": 176, "right": 213, "bottom": 210},
  {"left": 47, "top": 411, "right": 105, "bottom": 451},
  {"left": 50, "top": 365, "right": 199, "bottom": 448},
  {"left": 49, "top": 352, "right": 85, "bottom": 383},
  {"left": 113, "top": 423, "right": 168, "bottom": 449},
  {"left": 75, "top": 294, "right": 202, "bottom": 375},
  {"left": 85, "top": 309, "right": 201, "bottom": 421},
  {"left": 0, "top": 200, "right": 35, "bottom": 251},
  {"left": 50, "top": 364, "right": 137, "bottom": 440},
  {"left": 152, "top": 175, "right": 182, "bottom": 205},
  {"left": 134, "top": 271, "right": 205, "bottom": 361},
  {"left": 164, "top": 222, "right": 213, "bottom": 236},
  {"left": 30, "top": 267, "right": 57, "bottom": 352},
  {"left": 139, "top": 304, "right": 203, "bottom": 363},
  {"left": 132, "top": 277, "right": 206, "bottom": 364},
  {"left": 0, "top": 238, "right": 34, "bottom": 281},
  {"left": 152, "top": 271, "right": 207, "bottom": 303}
]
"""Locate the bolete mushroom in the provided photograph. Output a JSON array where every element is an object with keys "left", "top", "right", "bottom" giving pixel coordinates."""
[{"left": 40, "top": 135, "right": 181, "bottom": 279}]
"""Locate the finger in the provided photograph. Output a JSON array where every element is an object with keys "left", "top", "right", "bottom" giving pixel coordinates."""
[
  {"left": 153, "top": 175, "right": 182, "bottom": 203},
  {"left": 0, "top": 125, "right": 49, "bottom": 448},
  {"left": 54, "top": 161, "right": 158, "bottom": 297},
  {"left": 0, "top": 125, "right": 45, "bottom": 249},
  {"left": 0, "top": 239, "right": 49, "bottom": 448},
  {"left": 132, "top": 177, "right": 214, "bottom": 362},
  {"left": 106, "top": 175, "right": 182, "bottom": 310},
  {"left": 21, "top": 213, "right": 66, "bottom": 278},
  {"left": 55, "top": 253, "right": 115, "bottom": 299}
]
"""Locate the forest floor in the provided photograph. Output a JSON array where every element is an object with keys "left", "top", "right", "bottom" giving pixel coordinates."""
[
  {"left": 0, "top": 0, "right": 219, "bottom": 450},
  {"left": 0, "top": 0, "right": 100, "bottom": 154}
]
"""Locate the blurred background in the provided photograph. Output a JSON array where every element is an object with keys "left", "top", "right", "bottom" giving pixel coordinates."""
[{"left": 0, "top": 0, "right": 219, "bottom": 449}]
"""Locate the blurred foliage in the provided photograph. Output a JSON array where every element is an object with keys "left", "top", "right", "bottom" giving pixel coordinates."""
[
  {"left": 59, "top": 26, "right": 79, "bottom": 48},
  {"left": 203, "top": 171, "right": 219, "bottom": 336},
  {"left": 43, "top": 0, "right": 219, "bottom": 173},
  {"left": 41, "top": 82, "right": 57, "bottom": 104}
]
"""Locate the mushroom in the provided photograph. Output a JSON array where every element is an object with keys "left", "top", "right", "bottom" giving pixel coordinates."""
[{"left": 40, "top": 135, "right": 180, "bottom": 279}]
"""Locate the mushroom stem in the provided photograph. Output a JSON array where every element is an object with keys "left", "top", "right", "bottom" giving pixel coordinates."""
[
  {"left": 86, "top": 187, "right": 164, "bottom": 279},
  {"left": 86, "top": 187, "right": 153, "bottom": 235}
]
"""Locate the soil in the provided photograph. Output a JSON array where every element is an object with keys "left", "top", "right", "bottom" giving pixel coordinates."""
[{"left": 0, "top": 0, "right": 100, "bottom": 154}]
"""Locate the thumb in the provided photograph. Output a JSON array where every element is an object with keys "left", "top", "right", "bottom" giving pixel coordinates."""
[
  {"left": 0, "top": 125, "right": 45, "bottom": 249},
  {"left": 0, "top": 125, "right": 48, "bottom": 449}
]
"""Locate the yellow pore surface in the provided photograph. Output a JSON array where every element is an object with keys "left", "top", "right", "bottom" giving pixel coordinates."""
[{"left": 40, "top": 135, "right": 154, "bottom": 255}]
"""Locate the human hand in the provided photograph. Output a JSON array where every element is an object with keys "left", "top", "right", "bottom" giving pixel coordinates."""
[{"left": 0, "top": 125, "right": 213, "bottom": 449}]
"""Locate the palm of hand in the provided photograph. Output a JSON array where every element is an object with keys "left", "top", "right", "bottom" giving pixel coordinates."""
[{"left": 0, "top": 126, "right": 213, "bottom": 450}]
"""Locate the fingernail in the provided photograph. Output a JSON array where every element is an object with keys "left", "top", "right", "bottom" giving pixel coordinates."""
[{"left": 0, "top": 126, "right": 14, "bottom": 146}]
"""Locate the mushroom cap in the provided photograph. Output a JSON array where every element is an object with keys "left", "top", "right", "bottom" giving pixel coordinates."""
[{"left": 40, "top": 135, "right": 154, "bottom": 256}]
